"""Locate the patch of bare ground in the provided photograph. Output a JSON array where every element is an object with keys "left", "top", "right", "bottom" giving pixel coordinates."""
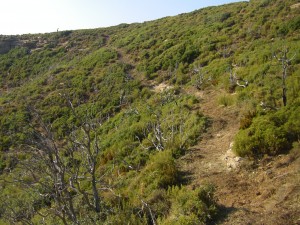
[
  {"left": 291, "top": 3, "right": 300, "bottom": 9},
  {"left": 152, "top": 82, "right": 173, "bottom": 93},
  {"left": 179, "top": 87, "right": 300, "bottom": 225}
]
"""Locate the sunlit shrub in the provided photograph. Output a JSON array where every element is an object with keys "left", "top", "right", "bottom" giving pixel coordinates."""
[
  {"left": 234, "top": 106, "right": 300, "bottom": 157},
  {"left": 159, "top": 185, "right": 217, "bottom": 225},
  {"left": 239, "top": 110, "right": 257, "bottom": 129},
  {"left": 218, "top": 94, "right": 235, "bottom": 107}
]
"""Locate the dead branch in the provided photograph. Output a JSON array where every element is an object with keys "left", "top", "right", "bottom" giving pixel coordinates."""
[{"left": 141, "top": 199, "right": 156, "bottom": 225}]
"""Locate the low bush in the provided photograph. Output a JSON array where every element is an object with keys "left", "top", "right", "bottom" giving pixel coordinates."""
[
  {"left": 218, "top": 94, "right": 235, "bottom": 107},
  {"left": 234, "top": 106, "right": 300, "bottom": 157},
  {"left": 239, "top": 110, "right": 257, "bottom": 129},
  {"left": 159, "top": 185, "right": 217, "bottom": 225},
  {"left": 133, "top": 150, "right": 179, "bottom": 192}
]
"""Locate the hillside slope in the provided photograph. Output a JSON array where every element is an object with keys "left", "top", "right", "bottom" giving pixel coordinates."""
[
  {"left": 0, "top": 0, "right": 300, "bottom": 224},
  {"left": 179, "top": 88, "right": 300, "bottom": 225}
]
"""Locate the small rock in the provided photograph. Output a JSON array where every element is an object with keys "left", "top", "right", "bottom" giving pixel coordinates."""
[{"left": 235, "top": 157, "right": 243, "bottom": 162}]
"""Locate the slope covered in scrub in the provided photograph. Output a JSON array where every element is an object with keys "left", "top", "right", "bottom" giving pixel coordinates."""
[{"left": 0, "top": 0, "right": 299, "bottom": 224}]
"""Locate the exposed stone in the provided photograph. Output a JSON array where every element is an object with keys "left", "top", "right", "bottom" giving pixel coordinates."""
[
  {"left": 0, "top": 37, "right": 21, "bottom": 54},
  {"left": 222, "top": 142, "right": 244, "bottom": 170}
]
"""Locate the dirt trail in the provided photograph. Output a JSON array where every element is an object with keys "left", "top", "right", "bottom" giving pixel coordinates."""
[
  {"left": 180, "top": 89, "right": 239, "bottom": 179},
  {"left": 111, "top": 37, "right": 300, "bottom": 224},
  {"left": 179, "top": 88, "right": 300, "bottom": 225}
]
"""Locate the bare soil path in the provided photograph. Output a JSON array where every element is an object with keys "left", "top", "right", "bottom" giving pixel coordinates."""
[
  {"left": 179, "top": 88, "right": 300, "bottom": 225},
  {"left": 111, "top": 38, "right": 300, "bottom": 224}
]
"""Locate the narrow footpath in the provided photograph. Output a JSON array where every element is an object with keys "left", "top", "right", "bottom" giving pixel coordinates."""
[{"left": 179, "top": 88, "right": 300, "bottom": 225}]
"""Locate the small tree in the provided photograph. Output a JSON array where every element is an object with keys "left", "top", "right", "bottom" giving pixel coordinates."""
[
  {"left": 27, "top": 115, "right": 79, "bottom": 225},
  {"left": 192, "top": 65, "right": 207, "bottom": 90},
  {"left": 228, "top": 66, "right": 248, "bottom": 92},
  {"left": 7, "top": 101, "right": 106, "bottom": 224},
  {"left": 273, "top": 47, "right": 295, "bottom": 106}
]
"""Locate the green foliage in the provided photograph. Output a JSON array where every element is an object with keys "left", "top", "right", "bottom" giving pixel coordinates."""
[
  {"left": 239, "top": 110, "right": 257, "bottom": 129},
  {"left": 139, "top": 150, "right": 178, "bottom": 190},
  {"left": 234, "top": 105, "right": 300, "bottom": 157},
  {"left": 218, "top": 94, "right": 235, "bottom": 107},
  {"left": 0, "top": 0, "right": 300, "bottom": 223},
  {"left": 0, "top": 185, "right": 43, "bottom": 224},
  {"left": 80, "top": 48, "right": 118, "bottom": 70},
  {"left": 159, "top": 185, "right": 217, "bottom": 225}
]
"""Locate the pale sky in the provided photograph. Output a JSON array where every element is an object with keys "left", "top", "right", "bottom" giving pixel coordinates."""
[{"left": 0, "top": 0, "right": 246, "bottom": 35}]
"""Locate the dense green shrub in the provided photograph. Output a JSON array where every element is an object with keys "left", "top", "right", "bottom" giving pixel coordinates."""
[
  {"left": 234, "top": 106, "right": 300, "bottom": 157},
  {"left": 139, "top": 150, "right": 179, "bottom": 190},
  {"left": 159, "top": 185, "right": 217, "bottom": 225}
]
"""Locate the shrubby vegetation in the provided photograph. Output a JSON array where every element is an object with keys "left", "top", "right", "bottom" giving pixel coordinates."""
[
  {"left": 234, "top": 104, "right": 300, "bottom": 157},
  {"left": 0, "top": 0, "right": 300, "bottom": 223}
]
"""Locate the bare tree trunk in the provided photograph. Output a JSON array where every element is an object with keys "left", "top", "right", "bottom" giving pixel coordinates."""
[
  {"left": 92, "top": 173, "right": 101, "bottom": 213},
  {"left": 281, "top": 50, "right": 288, "bottom": 106},
  {"left": 274, "top": 47, "right": 295, "bottom": 107},
  {"left": 283, "top": 87, "right": 287, "bottom": 106}
]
